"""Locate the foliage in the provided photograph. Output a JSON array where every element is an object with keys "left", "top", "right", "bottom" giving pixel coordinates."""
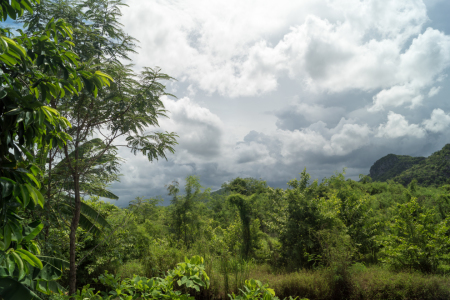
[
  {"left": 54, "top": 256, "right": 210, "bottom": 300},
  {"left": 222, "top": 178, "right": 268, "bottom": 197},
  {"left": 279, "top": 170, "right": 338, "bottom": 269},
  {"left": 43, "top": 169, "right": 450, "bottom": 300},
  {"left": 228, "top": 279, "right": 301, "bottom": 300},
  {"left": 0, "top": 0, "right": 114, "bottom": 298},
  {"left": 377, "top": 198, "right": 450, "bottom": 273},
  {"left": 16, "top": 0, "right": 178, "bottom": 294},
  {"left": 228, "top": 194, "right": 253, "bottom": 259},
  {"left": 168, "top": 176, "right": 210, "bottom": 248},
  {"left": 3, "top": 1, "right": 450, "bottom": 299}
]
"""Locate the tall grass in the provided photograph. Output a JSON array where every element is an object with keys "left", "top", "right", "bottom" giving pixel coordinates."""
[
  {"left": 246, "top": 264, "right": 450, "bottom": 300},
  {"left": 218, "top": 255, "right": 252, "bottom": 296},
  {"left": 116, "top": 251, "right": 450, "bottom": 300}
]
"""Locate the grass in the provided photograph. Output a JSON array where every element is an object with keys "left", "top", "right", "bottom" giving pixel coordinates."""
[
  {"left": 351, "top": 266, "right": 450, "bottom": 300},
  {"left": 202, "top": 262, "right": 450, "bottom": 300},
  {"left": 113, "top": 257, "right": 450, "bottom": 300}
]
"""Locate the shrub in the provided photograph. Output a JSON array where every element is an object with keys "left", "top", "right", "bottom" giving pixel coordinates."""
[
  {"left": 116, "top": 260, "right": 145, "bottom": 279},
  {"left": 54, "top": 256, "right": 210, "bottom": 300},
  {"left": 229, "top": 279, "right": 305, "bottom": 300}
]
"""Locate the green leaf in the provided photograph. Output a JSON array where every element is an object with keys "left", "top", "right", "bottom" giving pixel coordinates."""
[
  {"left": 9, "top": 221, "right": 22, "bottom": 243},
  {"left": 5, "top": 254, "right": 14, "bottom": 276},
  {"left": 35, "top": 188, "right": 44, "bottom": 208},
  {"left": 81, "top": 202, "right": 111, "bottom": 229},
  {"left": 25, "top": 173, "right": 40, "bottom": 189},
  {"left": 3, "top": 225, "right": 11, "bottom": 249},
  {"left": 23, "top": 221, "right": 43, "bottom": 242},
  {"left": 78, "top": 214, "right": 102, "bottom": 236},
  {"left": 10, "top": 252, "right": 25, "bottom": 281},
  {"left": 29, "top": 166, "right": 39, "bottom": 177},
  {"left": 0, "top": 89, "right": 7, "bottom": 99},
  {"left": 94, "top": 70, "right": 114, "bottom": 82},
  {"left": 40, "top": 106, "right": 53, "bottom": 123},
  {"left": 0, "top": 277, "right": 41, "bottom": 300},
  {"left": 3, "top": 37, "right": 26, "bottom": 58},
  {"left": 34, "top": 256, "right": 69, "bottom": 281},
  {"left": 0, "top": 53, "right": 17, "bottom": 66},
  {"left": 17, "top": 145, "right": 33, "bottom": 161},
  {"left": 19, "top": 185, "right": 30, "bottom": 207},
  {"left": 0, "top": 37, "right": 9, "bottom": 55},
  {"left": 16, "top": 249, "right": 43, "bottom": 269},
  {"left": 25, "top": 185, "right": 38, "bottom": 206},
  {"left": 0, "top": 177, "right": 15, "bottom": 197}
]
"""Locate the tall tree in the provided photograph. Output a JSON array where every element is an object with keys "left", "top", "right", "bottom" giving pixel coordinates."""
[
  {"left": 0, "top": 1, "right": 112, "bottom": 298},
  {"left": 21, "top": 0, "right": 178, "bottom": 294}
]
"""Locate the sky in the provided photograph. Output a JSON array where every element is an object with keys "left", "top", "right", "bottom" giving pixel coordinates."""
[{"left": 95, "top": 0, "right": 450, "bottom": 205}]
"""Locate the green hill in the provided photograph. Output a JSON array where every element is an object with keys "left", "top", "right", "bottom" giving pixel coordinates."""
[
  {"left": 369, "top": 153, "right": 425, "bottom": 182},
  {"left": 369, "top": 144, "right": 450, "bottom": 186}
]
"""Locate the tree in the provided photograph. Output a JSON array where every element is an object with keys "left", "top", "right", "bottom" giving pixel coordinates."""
[
  {"left": 228, "top": 194, "right": 253, "bottom": 259},
  {"left": 128, "top": 196, "right": 162, "bottom": 224},
  {"left": 0, "top": 0, "right": 112, "bottom": 298},
  {"left": 279, "top": 170, "right": 337, "bottom": 269},
  {"left": 34, "top": 139, "right": 118, "bottom": 257},
  {"left": 20, "top": 0, "right": 178, "bottom": 294},
  {"left": 168, "top": 176, "right": 209, "bottom": 248},
  {"left": 222, "top": 177, "right": 268, "bottom": 196},
  {"left": 378, "top": 198, "right": 450, "bottom": 273}
]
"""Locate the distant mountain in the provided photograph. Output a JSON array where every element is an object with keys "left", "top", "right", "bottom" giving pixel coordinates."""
[
  {"left": 369, "top": 144, "right": 450, "bottom": 186},
  {"left": 369, "top": 154, "right": 425, "bottom": 182},
  {"left": 211, "top": 188, "right": 228, "bottom": 196}
]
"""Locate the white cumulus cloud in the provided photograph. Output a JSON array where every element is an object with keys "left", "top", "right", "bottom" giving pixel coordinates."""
[
  {"left": 377, "top": 111, "right": 425, "bottom": 138},
  {"left": 326, "top": 123, "right": 372, "bottom": 155},
  {"left": 369, "top": 85, "right": 424, "bottom": 112},
  {"left": 423, "top": 108, "right": 450, "bottom": 132},
  {"left": 122, "top": 0, "right": 450, "bottom": 102}
]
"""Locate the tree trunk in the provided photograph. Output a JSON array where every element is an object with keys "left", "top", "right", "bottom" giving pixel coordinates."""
[{"left": 69, "top": 175, "right": 81, "bottom": 297}]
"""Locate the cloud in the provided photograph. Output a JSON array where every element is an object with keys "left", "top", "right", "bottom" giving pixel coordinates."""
[
  {"left": 160, "top": 97, "right": 224, "bottom": 159},
  {"left": 376, "top": 111, "right": 425, "bottom": 138},
  {"left": 122, "top": 0, "right": 450, "bottom": 103},
  {"left": 326, "top": 123, "right": 372, "bottom": 155},
  {"left": 235, "top": 142, "right": 275, "bottom": 165},
  {"left": 369, "top": 85, "right": 424, "bottom": 112},
  {"left": 428, "top": 86, "right": 441, "bottom": 97},
  {"left": 109, "top": 97, "right": 450, "bottom": 206},
  {"left": 107, "top": 0, "right": 450, "bottom": 206},
  {"left": 272, "top": 118, "right": 373, "bottom": 163},
  {"left": 423, "top": 108, "right": 450, "bottom": 132},
  {"left": 275, "top": 102, "right": 346, "bottom": 130}
]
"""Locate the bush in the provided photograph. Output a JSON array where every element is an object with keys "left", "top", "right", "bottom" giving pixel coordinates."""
[
  {"left": 141, "top": 240, "right": 187, "bottom": 278},
  {"left": 229, "top": 279, "right": 303, "bottom": 300},
  {"left": 54, "top": 256, "right": 210, "bottom": 300},
  {"left": 378, "top": 199, "right": 450, "bottom": 273},
  {"left": 116, "top": 260, "right": 145, "bottom": 279}
]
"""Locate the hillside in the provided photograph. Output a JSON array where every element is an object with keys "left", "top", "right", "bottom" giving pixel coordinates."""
[
  {"left": 369, "top": 154, "right": 425, "bottom": 182},
  {"left": 369, "top": 144, "right": 450, "bottom": 186}
]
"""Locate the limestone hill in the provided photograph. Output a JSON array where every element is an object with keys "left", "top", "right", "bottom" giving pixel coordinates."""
[{"left": 369, "top": 144, "right": 450, "bottom": 186}]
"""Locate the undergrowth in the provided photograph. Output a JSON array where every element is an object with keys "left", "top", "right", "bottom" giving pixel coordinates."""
[{"left": 113, "top": 259, "right": 450, "bottom": 300}]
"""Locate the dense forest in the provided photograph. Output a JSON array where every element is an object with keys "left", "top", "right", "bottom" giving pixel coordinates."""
[{"left": 0, "top": 0, "right": 450, "bottom": 300}]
